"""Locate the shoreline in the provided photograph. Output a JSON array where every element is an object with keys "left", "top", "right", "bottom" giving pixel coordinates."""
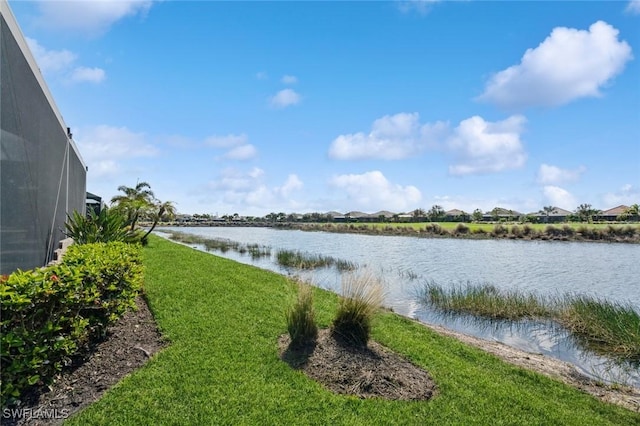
[
  {"left": 420, "top": 321, "right": 640, "bottom": 412},
  {"left": 154, "top": 222, "right": 640, "bottom": 244}
]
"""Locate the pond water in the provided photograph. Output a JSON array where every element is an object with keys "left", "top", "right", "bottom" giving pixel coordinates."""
[{"left": 156, "top": 226, "right": 640, "bottom": 386}]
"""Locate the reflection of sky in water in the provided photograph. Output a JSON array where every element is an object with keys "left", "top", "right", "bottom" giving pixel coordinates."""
[{"left": 156, "top": 228, "right": 640, "bottom": 387}]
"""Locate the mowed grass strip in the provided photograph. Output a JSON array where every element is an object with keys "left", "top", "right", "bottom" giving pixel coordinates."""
[{"left": 67, "top": 236, "right": 639, "bottom": 425}]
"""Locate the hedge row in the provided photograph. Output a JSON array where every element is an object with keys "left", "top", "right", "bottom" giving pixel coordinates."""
[{"left": 0, "top": 242, "right": 143, "bottom": 407}]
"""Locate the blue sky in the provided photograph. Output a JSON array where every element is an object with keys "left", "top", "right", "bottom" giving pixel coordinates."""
[{"left": 8, "top": 0, "right": 640, "bottom": 216}]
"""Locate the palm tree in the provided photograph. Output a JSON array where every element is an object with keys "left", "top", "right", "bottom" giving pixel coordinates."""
[
  {"left": 110, "top": 181, "right": 155, "bottom": 231},
  {"left": 575, "top": 204, "right": 601, "bottom": 223},
  {"left": 625, "top": 204, "right": 640, "bottom": 221},
  {"left": 141, "top": 200, "right": 177, "bottom": 242},
  {"left": 472, "top": 209, "right": 484, "bottom": 222},
  {"left": 539, "top": 206, "right": 555, "bottom": 223},
  {"left": 428, "top": 205, "right": 445, "bottom": 222},
  {"left": 412, "top": 208, "right": 426, "bottom": 221}
]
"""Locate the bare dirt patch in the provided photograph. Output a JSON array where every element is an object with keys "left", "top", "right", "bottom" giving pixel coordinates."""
[
  {"left": 278, "top": 329, "right": 436, "bottom": 401},
  {"left": 4, "top": 295, "right": 167, "bottom": 426}
]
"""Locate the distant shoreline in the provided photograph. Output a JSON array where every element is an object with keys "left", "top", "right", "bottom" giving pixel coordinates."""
[{"left": 155, "top": 221, "right": 640, "bottom": 244}]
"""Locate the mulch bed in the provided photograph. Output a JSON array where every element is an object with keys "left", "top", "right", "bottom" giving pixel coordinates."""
[
  {"left": 4, "top": 295, "right": 167, "bottom": 426},
  {"left": 278, "top": 329, "right": 437, "bottom": 401}
]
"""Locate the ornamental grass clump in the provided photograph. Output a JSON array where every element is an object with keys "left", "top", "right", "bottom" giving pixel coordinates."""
[
  {"left": 285, "top": 282, "right": 318, "bottom": 348},
  {"left": 331, "top": 271, "right": 384, "bottom": 347}
]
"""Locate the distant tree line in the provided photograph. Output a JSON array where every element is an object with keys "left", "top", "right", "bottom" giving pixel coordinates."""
[{"left": 177, "top": 203, "right": 639, "bottom": 225}]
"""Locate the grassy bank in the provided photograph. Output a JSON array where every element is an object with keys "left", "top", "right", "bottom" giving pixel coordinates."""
[
  {"left": 283, "top": 222, "right": 640, "bottom": 243},
  {"left": 67, "top": 236, "right": 638, "bottom": 424}
]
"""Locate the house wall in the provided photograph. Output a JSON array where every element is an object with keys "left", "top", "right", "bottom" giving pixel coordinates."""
[{"left": 1, "top": 3, "right": 86, "bottom": 274}]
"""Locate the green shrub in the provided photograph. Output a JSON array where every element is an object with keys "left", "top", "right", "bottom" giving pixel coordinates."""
[
  {"left": 0, "top": 242, "right": 143, "bottom": 407},
  {"left": 331, "top": 271, "right": 384, "bottom": 347},
  {"left": 285, "top": 282, "right": 318, "bottom": 348}
]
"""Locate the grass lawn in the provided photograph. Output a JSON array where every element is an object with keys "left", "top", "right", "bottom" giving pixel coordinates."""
[{"left": 67, "top": 236, "right": 639, "bottom": 425}]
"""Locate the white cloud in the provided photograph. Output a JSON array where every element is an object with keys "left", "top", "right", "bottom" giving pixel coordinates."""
[
  {"left": 478, "top": 21, "right": 633, "bottom": 109},
  {"left": 543, "top": 186, "right": 577, "bottom": 210},
  {"left": 34, "top": 0, "right": 154, "bottom": 36},
  {"left": 248, "top": 167, "right": 265, "bottom": 179},
  {"left": 90, "top": 160, "right": 120, "bottom": 178},
  {"left": 276, "top": 174, "right": 304, "bottom": 198},
  {"left": 603, "top": 184, "right": 640, "bottom": 207},
  {"left": 281, "top": 75, "right": 298, "bottom": 84},
  {"left": 70, "top": 66, "right": 106, "bottom": 83},
  {"left": 330, "top": 170, "right": 421, "bottom": 212},
  {"left": 446, "top": 115, "right": 527, "bottom": 175},
  {"left": 205, "top": 133, "right": 248, "bottom": 148},
  {"left": 210, "top": 167, "right": 261, "bottom": 192},
  {"left": 397, "top": 0, "right": 441, "bottom": 15},
  {"left": 76, "top": 125, "right": 158, "bottom": 178},
  {"left": 329, "top": 112, "right": 447, "bottom": 160},
  {"left": 205, "top": 133, "right": 257, "bottom": 160},
  {"left": 329, "top": 112, "right": 526, "bottom": 175},
  {"left": 256, "top": 71, "right": 268, "bottom": 80},
  {"left": 208, "top": 168, "right": 304, "bottom": 211},
  {"left": 223, "top": 144, "right": 258, "bottom": 161},
  {"left": 270, "top": 89, "right": 301, "bottom": 108},
  {"left": 26, "top": 37, "right": 76, "bottom": 73},
  {"left": 537, "top": 164, "right": 586, "bottom": 185},
  {"left": 26, "top": 37, "right": 105, "bottom": 84},
  {"left": 626, "top": 0, "right": 640, "bottom": 14}
]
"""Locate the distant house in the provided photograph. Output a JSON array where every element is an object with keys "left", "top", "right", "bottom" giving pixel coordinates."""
[
  {"left": 536, "top": 206, "right": 573, "bottom": 223},
  {"left": 484, "top": 207, "right": 522, "bottom": 222},
  {"left": 445, "top": 209, "right": 468, "bottom": 221},
  {"left": 599, "top": 205, "right": 629, "bottom": 221},
  {"left": 86, "top": 192, "right": 104, "bottom": 216},
  {"left": 372, "top": 210, "right": 395, "bottom": 222},
  {"left": 397, "top": 214, "right": 413, "bottom": 222}
]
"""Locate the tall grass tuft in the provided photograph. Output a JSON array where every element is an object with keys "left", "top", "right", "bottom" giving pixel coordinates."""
[
  {"left": 555, "top": 295, "right": 640, "bottom": 362},
  {"left": 454, "top": 223, "right": 470, "bottom": 235},
  {"left": 418, "top": 281, "right": 640, "bottom": 363},
  {"left": 418, "top": 282, "right": 551, "bottom": 321},
  {"left": 285, "top": 281, "right": 318, "bottom": 348},
  {"left": 276, "top": 249, "right": 355, "bottom": 271},
  {"left": 331, "top": 270, "right": 384, "bottom": 347}
]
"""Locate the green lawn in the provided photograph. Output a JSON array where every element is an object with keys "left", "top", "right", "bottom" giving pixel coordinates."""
[{"left": 67, "top": 236, "right": 639, "bottom": 425}]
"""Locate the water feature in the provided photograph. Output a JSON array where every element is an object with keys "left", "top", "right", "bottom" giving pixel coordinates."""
[{"left": 156, "top": 226, "right": 640, "bottom": 386}]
